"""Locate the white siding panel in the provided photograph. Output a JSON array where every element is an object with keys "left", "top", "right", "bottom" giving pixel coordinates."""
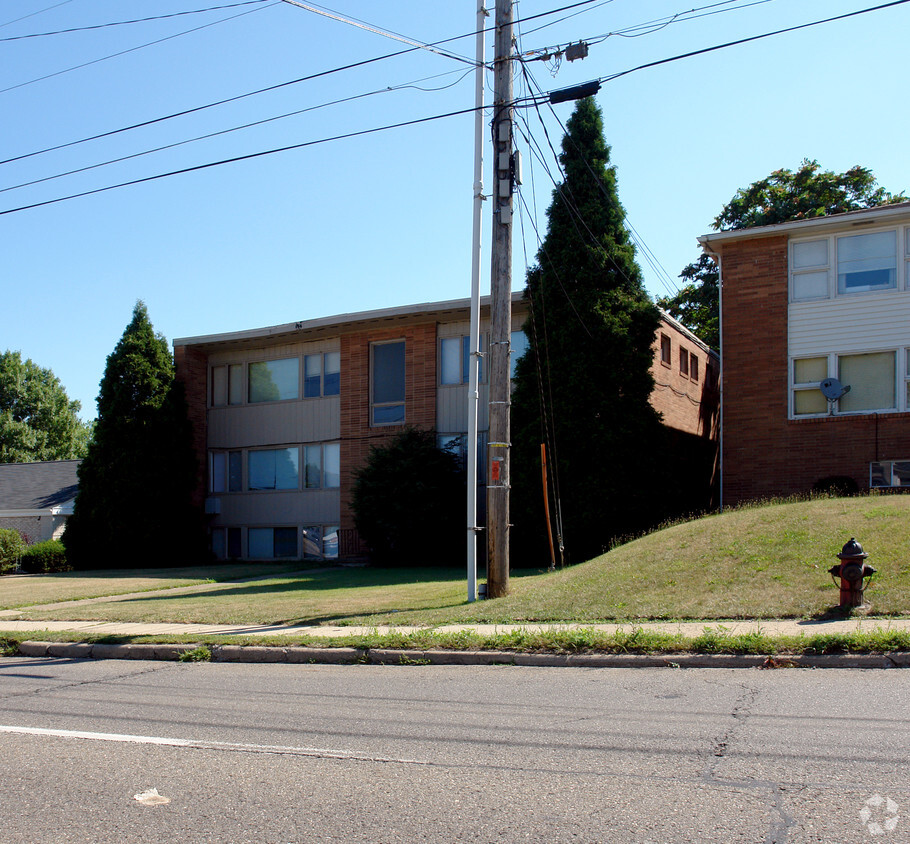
[
  {"left": 208, "top": 399, "right": 340, "bottom": 448},
  {"left": 789, "top": 291, "right": 910, "bottom": 357},
  {"left": 216, "top": 490, "right": 340, "bottom": 525}
]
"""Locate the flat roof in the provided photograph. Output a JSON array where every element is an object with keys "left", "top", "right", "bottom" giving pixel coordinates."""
[{"left": 174, "top": 291, "right": 527, "bottom": 349}]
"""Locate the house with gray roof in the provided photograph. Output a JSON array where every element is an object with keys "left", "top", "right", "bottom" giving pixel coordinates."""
[{"left": 0, "top": 460, "right": 80, "bottom": 545}]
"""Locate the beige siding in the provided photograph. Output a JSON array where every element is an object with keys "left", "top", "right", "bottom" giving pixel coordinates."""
[
  {"left": 208, "top": 399, "right": 339, "bottom": 448},
  {"left": 214, "top": 490, "right": 340, "bottom": 525}
]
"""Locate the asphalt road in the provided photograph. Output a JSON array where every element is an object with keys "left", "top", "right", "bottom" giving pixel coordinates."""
[{"left": 0, "top": 658, "right": 907, "bottom": 843}]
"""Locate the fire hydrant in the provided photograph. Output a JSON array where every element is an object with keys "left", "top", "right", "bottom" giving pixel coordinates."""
[{"left": 828, "top": 537, "right": 876, "bottom": 610}]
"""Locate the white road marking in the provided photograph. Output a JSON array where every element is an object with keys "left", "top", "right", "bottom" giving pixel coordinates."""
[{"left": 0, "top": 724, "right": 427, "bottom": 765}]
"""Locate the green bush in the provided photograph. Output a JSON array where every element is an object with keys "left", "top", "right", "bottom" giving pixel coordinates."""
[
  {"left": 0, "top": 529, "right": 26, "bottom": 574},
  {"left": 20, "top": 539, "right": 70, "bottom": 573}
]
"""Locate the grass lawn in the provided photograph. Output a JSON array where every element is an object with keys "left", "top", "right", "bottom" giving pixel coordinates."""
[
  {"left": 0, "top": 562, "right": 306, "bottom": 611},
  {"left": 5, "top": 495, "right": 910, "bottom": 626}
]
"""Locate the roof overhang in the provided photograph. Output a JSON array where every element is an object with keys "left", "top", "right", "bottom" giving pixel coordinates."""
[
  {"left": 174, "top": 291, "right": 528, "bottom": 351},
  {"left": 698, "top": 202, "right": 910, "bottom": 253}
]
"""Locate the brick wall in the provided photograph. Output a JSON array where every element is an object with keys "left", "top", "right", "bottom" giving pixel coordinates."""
[
  {"left": 338, "top": 322, "right": 438, "bottom": 550},
  {"left": 718, "top": 234, "right": 910, "bottom": 504},
  {"left": 173, "top": 344, "right": 209, "bottom": 509},
  {"left": 649, "top": 321, "right": 718, "bottom": 439}
]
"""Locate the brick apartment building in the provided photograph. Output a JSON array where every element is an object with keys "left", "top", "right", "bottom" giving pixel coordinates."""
[
  {"left": 174, "top": 294, "right": 717, "bottom": 561},
  {"left": 699, "top": 202, "right": 910, "bottom": 506}
]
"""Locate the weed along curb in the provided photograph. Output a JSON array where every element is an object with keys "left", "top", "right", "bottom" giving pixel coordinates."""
[{"left": 10, "top": 640, "right": 910, "bottom": 668}]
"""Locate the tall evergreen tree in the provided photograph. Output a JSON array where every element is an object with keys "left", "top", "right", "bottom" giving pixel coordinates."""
[
  {"left": 511, "top": 98, "right": 664, "bottom": 564},
  {"left": 64, "top": 302, "right": 201, "bottom": 568}
]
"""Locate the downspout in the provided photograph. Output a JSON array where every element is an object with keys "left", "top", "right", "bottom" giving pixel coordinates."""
[{"left": 700, "top": 239, "right": 723, "bottom": 513}]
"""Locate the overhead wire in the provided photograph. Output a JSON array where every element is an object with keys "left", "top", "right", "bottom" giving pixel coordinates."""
[
  {"left": 0, "top": 1, "right": 281, "bottom": 96},
  {"left": 0, "top": 0, "right": 74, "bottom": 30},
  {"left": 1, "top": 68, "right": 475, "bottom": 196},
  {"left": 0, "top": 1, "right": 271, "bottom": 42},
  {"left": 0, "top": 102, "right": 483, "bottom": 216}
]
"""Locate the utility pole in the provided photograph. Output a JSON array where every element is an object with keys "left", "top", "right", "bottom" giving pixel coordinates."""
[{"left": 486, "top": 0, "right": 513, "bottom": 599}]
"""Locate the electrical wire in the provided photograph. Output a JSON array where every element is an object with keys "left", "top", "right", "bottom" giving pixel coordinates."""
[
  {"left": 279, "top": 0, "right": 479, "bottom": 67},
  {"left": 0, "top": 1, "right": 280, "bottom": 96},
  {"left": 0, "top": 1, "right": 271, "bottom": 42},
  {"left": 1, "top": 22, "right": 488, "bottom": 167},
  {"left": 1, "top": 68, "right": 475, "bottom": 195},
  {"left": 0, "top": 0, "right": 74, "bottom": 30},
  {"left": 0, "top": 102, "right": 482, "bottom": 216}
]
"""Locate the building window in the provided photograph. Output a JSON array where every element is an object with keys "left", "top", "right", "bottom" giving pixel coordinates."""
[
  {"left": 660, "top": 334, "right": 671, "bottom": 365},
  {"left": 679, "top": 348, "right": 689, "bottom": 378},
  {"left": 837, "top": 230, "right": 896, "bottom": 294},
  {"left": 303, "top": 442, "right": 340, "bottom": 489},
  {"left": 209, "top": 451, "right": 242, "bottom": 493},
  {"left": 871, "top": 460, "right": 910, "bottom": 488},
  {"left": 838, "top": 351, "right": 895, "bottom": 413},
  {"left": 304, "top": 352, "right": 340, "bottom": 398},
  {"left": 302, "top": 525, "right": 339, "bottom": 560},
  {"left": 511, "top": 330, "right": 529, "bottom": 380},
  {"left": 440, "top": 336, "right": 487, "bottom": 385},
  {"left": 792, "top": 357, "right": 828, "bottom": 416},
  {"left": 438, "top": 431, "right": 486, "bottom": 476},
  {"left": 249, "top": 448, "right": 299, "bottom": 490},
  {"left": 791, "top": 352, "right": 898, "bottom": 417},
  {"left": 249, "top": 527, "right": 297, "bottom": 559},
  {"left": 791, "top": 238, "right": 830, "bottom": 301},
  {"left": 211, "top": 364, "right": 244, "bottom": 406},
  {"left": 249, "top": 358, "right": 299, "bottom": 403},
  {"left": 371, "top": 340, "right": 405, "bottom": 425},
  {"left": 690, "top": 354, "right": 700, "bottom": 382},
  {"left": 211, "top": 527, "right": 242, "bottom": 560}
]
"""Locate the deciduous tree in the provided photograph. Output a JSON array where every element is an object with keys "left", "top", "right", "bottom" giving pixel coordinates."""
[{"left": 0, "top": 351, "right": 91, "bottom": 463}]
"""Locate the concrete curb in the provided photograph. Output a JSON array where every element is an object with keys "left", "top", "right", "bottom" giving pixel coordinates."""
[{"left": 10, "top": 640, "right": 910, "bottom": 668}]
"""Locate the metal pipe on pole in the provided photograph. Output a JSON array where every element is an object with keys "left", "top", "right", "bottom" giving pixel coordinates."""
[
  {"left": 466, "top": 2, "right": 487, "bottom": 602},
  {"left": 486, "top": 0, "right": 513, "bottom": 598}
]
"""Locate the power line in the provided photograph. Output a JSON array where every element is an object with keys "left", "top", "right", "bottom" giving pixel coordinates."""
[
  {"left": 1, "top": 68, "right": 474, "bottom": 195},
  {"left": 279, "top": 0, "right": 478, "bottom": 66},
  {"left": 0, "top": 1, "right": 271, "bottom": 42},
  {"left": 1, "top": 24, "right": 486, "bottom": 168},
  {"left": 0, "top": 0, "right": 74, "bottom": 30},
  {"left": 0, "top": 1, "right": 280, "bottom": 96},
  {"left": 0, "top": 103, "right": 481, "bottom": 217}
]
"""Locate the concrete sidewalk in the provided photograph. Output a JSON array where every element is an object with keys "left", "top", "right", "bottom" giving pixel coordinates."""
[{"left": 1, "top": 615, "right": 909, "bottom": 639}]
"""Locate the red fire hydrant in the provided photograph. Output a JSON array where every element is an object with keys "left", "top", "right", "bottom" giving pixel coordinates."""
[{"left": 828, "top": 538, "right": 876, "bottom": 610}]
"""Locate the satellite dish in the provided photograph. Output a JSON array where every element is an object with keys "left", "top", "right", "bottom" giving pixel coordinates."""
[{"left": 820, "top": 377, "right": 851, "bottom": 401}]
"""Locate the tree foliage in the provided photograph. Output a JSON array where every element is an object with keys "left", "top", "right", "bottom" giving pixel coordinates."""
[
  {"left": 351, "top": 428, "right": 465, "bottom": 566},
  {"left": 656, "top": 254, "right": 719, "bottom": 349},
  {"left": 715, "top": 159, "right": 905, "bottom": 231},
  {"left": 511, "top": 97, "right": 665, "bottom": 564},
  {"left": 664, "top": 160, "right": 906, "bottom": 344},
  {"left": 0, "top": 351, "right": 91, "bottom": 463},
  {"left": 63, "top": 302, "right": 202, "bottom": 568}
]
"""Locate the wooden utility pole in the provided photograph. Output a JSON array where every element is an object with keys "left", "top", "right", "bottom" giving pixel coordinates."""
[{"left": 486, "top": 0, "right": 513, "bottom": 598}]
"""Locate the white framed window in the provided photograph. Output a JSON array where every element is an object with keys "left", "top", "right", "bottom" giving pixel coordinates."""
[
  {"left": 303, "top": 442, "right": 340, "bottom": 489},
  {"left": 249, "top": 358, "right": 299, "bottom": 403},
  {"left": 790, "top": 238, "right": 830, "bottom": 301},
  {"left": 249, "top": 447, "right": 299, "bottom": 490},
  {"left": 871, "top": 460, "right": 910, "bottom": 488},
  {"left": 790, "top": 351, "right": 899, "bottom": 417},
  {"left": 371, "top": 340, "right": 405, "bottom": 425},
  {"left": 304, "top": 352, "right": 340, "bottom": 398},
  {"left": 837, "top": 230, "right": 897, "bottom": 294},
  {"left": 838, "top": 351, "right": 896, "bottom": 413},
  {"left": 790, "top": 227, "right": 907, "bottom": 301}
]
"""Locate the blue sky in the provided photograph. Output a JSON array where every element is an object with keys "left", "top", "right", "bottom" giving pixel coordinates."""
[{"left": 3, "top": 0, "right": 908, "bottom": 420}]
